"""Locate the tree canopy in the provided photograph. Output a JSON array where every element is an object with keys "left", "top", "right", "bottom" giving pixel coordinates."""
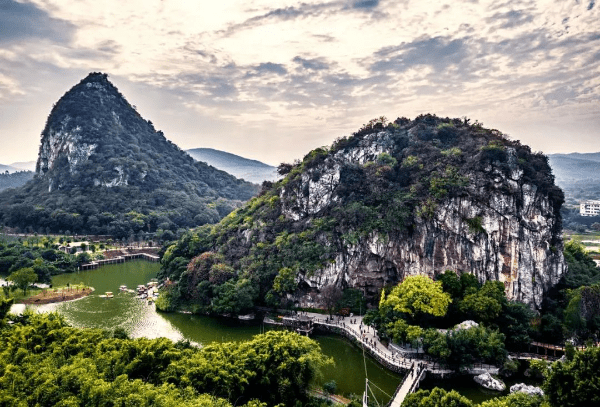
[
  {"left": 7, "top": 267, "right": 37, "bottom": 295},
  {"left": 381, "top": 275, "right": 451, "bottom": 321},
  {"left": 0, "top": 312, "right": 331, "bottom": 407},
  {"left": 544, "top": 345, "right": 600, "bottom": 407}
]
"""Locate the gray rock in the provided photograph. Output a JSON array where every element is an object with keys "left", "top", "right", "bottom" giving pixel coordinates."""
[
  {"left": 454, "top": 320, "right": 479, "bottom": 331},
  {"left": 286, "top": 130, "right": 565, "bottom": 309},
  {"left": 473, "top": 372, "right": 506, "bottom": 391},
  {"left": 510, "top": 383, "right": 544, "bottom": 397}
]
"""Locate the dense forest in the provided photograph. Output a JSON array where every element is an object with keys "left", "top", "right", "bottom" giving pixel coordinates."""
[
  {"left": 0, "top": 73, "right": 259, "bottom": 238},
  {"left": 0, "top": 310, "right": 332, "bottom": 407},
  {"left": 159, "top": 115, "right": 563, "bottom": 315},
  {"left": 0, "top": 307, "right": 598, "bottom": 406}
]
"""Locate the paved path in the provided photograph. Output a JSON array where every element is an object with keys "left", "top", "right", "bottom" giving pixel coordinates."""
[{"left": 389, "top": 363, "right": 426, "bottom": 407}]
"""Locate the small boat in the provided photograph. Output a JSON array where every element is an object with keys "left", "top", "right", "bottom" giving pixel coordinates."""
[
  {"left": 238, "top": 314, "right": 255, "bottom": 321},
  {"left": 138, "top": 293, "right": 148, "bottom": 299},
  {"left": 119, "top": 285, "right": 128, "bottom": 291},
  {"left": 105, "top": 292, "right": 114, "bottom": 298}
]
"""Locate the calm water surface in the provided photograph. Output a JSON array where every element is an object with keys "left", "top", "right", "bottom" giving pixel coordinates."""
[
  {"left": 12, "top": 261, "right": 513, "bottom": 404},
  {"left": 15, "top": 261, "right": 401, "bottom": 403}
]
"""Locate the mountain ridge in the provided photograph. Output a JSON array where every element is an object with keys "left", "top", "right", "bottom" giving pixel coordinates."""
[
  {"left": 0, "top": 72, "right": 259, "bottom": 236},
  {"left": 186, "top": 148, "right": 278, "bottom": 184}
]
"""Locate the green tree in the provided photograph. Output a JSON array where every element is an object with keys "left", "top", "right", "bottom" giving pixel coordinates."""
[
  {"left": 496, "top": 301, "right": 535, "bottom": 351},
  {"left": 563, "top": 240, "right": 600, "bottom": 288},
  {"left": 212, "top": 278, "right": 258, "bottom": 315},
  {"left": 460, "top": 293, "right": 502, "bottom": 323},
  {"left": 446, "top": 325, "right": 507, "bottom": 367},
  {"left": 402, "top": 388, "right": 473, "bottom": 407},
  {"left": 437, "top": 269, "right": 462, "bottom": 299},
  {"left": 381, "top": 275, "right": 451, "bottom": 322},
  {"left": 323, "top": 380, "right": 337, "bottom": 395},
  {"left": 0, "top": 298, "right": 14, "bottom": 321},
  {"left": 544, "top": 346, "right": 600, "bottom": 407},
  {"left": 7, "top": 267, "right": 37, "bottom": 295},
  {"left": 273, "top": 267, "right": 296, "bottom": 294},
  {"left": 479, "top": 392, "right": 545, "bottom": 407}
]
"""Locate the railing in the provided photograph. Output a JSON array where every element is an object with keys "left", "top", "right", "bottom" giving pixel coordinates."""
[{"left": 79, "top": 252, "right": 160, "bottom": 270}]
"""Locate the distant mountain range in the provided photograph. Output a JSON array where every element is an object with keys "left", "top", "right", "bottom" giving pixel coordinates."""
[
  {"left": 186, "top": 148, "right": 278, "bottom": 184},
  {"left": 0, "top": 162, "right": 35, "bottom": 192},
  {"left": 548, "top": 153, "right": 600, "bottom": 181},
  {"left": 548, "top": 152, "right": 600, "bottom": 204},
  {"left": 0, "top": 161, "right": 36, "bottom": 173}
]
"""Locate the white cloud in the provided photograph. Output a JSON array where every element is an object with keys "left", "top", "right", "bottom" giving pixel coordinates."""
[{"left": 0, "top": 0, "right": 598, "bottom": 164}]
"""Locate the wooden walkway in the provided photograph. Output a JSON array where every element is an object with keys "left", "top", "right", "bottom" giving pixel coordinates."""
[{"left": 306, "top": 314, "right": 498, "bottom": 377}]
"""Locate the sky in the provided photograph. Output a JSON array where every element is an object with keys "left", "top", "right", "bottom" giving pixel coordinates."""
[{"left": 0, "top": 0, "right": 598, "bottom": 166}]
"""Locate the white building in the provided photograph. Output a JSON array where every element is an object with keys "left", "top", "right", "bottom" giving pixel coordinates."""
[{"left": 580, "top": 200, "right": 600, "bottom": 217}]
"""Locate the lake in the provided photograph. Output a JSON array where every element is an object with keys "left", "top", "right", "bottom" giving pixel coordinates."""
[
  {"left": 11, "top": 260, "right": 520, "bottom": 404},
  {"left": 13, "top": 261, "right": 401, "bottom": 403}
]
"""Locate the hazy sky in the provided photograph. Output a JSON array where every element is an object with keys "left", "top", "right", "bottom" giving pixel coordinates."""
[{"left": 0, "top": 0, "right": 598, "bottom": 166}]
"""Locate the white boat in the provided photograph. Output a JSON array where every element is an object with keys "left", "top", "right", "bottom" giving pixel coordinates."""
[
  {"left": 105, "top": 292, "right": 114, "bottom": 298},
  {"left": 119, "top": 285, "right": 128, "bottom": 291}
]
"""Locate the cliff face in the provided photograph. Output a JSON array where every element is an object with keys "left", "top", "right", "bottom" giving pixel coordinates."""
[
  {"left": 284, "top": 132, "right": 563, "bottom": 309},
  {"left": 161, "top": 115, "right": 565, "bottom": 310},
  {"left": 36, "top": 73, "right": 184, "bottom": 191}
]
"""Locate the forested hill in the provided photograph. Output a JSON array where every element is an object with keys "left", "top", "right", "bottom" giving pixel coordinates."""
[
  {"left": 0, "top": 72, "right": 259, "bottom": 237},
  {"left": 187, "top": 148, "right": 278, "bottom": 184},
  {"left": 160, "top": 115, "right": 565, "bottom": 314}
]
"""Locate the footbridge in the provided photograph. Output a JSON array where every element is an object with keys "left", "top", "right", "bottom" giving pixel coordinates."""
[{"left": 386, "top": 363, "right": 427, "bottom": 407}]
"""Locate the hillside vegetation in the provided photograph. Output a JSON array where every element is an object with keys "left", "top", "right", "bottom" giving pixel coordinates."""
[
  {"left": 0, "top": 73, "right": 259, "bottom": 238},
  {"left": 0, "top": 171, "right": 34, "bottom": 192},
  {"left": 160, "top": 115, "right": 564, "bottom": 313}
]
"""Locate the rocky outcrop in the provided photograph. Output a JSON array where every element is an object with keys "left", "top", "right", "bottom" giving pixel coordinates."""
[
  {"left": 161, "top": 115, "right": 565, "bottom": 311},
  {"left": 510, "top": 383, "right": 544, "bottom": 397},
  {"left": 474, "top": 373, "right": 506, "bottom": 391},
  {"left": 35, "top": 73, "right": 150, "bottom": 190},
  {"left": 283, "top": 126, "right": 565, "bottom": 309}
]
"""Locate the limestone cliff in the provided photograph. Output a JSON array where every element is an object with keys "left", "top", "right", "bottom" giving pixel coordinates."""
[
  {"left": 284, "top": 133, "right": 564, "bottom": 309},
  {"left": 161, "top": 115, "right": 565, "bottom": 310}
]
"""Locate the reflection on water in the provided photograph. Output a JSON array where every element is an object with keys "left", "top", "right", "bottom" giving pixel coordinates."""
[
  {"left": 8, "top": 261, "right": 402, "bottom": 401},
  {"left": 6, "top": 261, "right": 517, "bottom": 403}
]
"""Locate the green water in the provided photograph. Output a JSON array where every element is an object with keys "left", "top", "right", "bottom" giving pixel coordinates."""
[
  {"left": 160, "top": 312, "right": 403, "bottom": 402},
  {"left": 19, "top": 261, "right": 511, "bottom": 404},
  {"left": 25, "top": 261, "right": 401, "bottom": 403}
]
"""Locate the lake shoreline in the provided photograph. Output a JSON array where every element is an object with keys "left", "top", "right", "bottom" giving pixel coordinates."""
[{"left": 18, "top": 287, "right": 94, "bottom": 305}]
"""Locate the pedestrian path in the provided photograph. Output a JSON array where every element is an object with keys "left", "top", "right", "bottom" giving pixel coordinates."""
[
  {"left": 301, "top": 312, "right": 498, "bottom": 377},
  {"left": 389, "top": 363, "right": 426, "bottom": 407}
]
